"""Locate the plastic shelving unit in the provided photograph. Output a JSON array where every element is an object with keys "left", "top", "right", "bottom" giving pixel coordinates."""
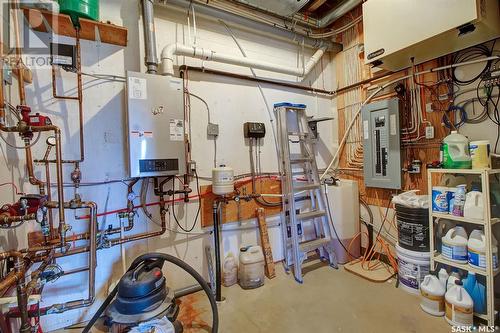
[{"left": 428, "top": 168, "right": 500, "bottom": 326}]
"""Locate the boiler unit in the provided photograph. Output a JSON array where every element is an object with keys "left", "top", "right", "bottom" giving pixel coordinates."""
[
  {"left": 363, "top": 0, "right": 500, "bottom": 71},
  {"left": 125, "top": 71, "right": 186, "bottom": 178}
]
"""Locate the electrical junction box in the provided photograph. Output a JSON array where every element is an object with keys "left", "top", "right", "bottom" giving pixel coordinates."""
[
  {"left": 243, "top": 122, "right": 266, "bottom": 138},
  {"left": 363, "top": 0, "right": 500, "bottom": 71},
  {"left": 362, "top": 98, "right": 402, "bottom": 189},
  {"left": 125, "top": 71, "right": 186, "bottom": 178}
]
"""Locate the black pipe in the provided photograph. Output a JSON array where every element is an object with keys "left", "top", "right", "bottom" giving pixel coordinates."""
[
  {"left": 212, "top": 201, "right": 222, "bottom": 302},
  {"left": 174, "top": 284, "right": 203, "bottom": 298}
]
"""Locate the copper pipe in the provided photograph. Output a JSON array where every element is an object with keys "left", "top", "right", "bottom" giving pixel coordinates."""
[
  {"left": 41, "top": 201, "right": 97, "bottom": 314},
  {"left": 109, "top": 195, "right": 167, "bottom": 246},
  {"left": 25, "top": 250, "right": 54, "bottom": 297},
  {"left": 51, "top": 66, "right": 79, "bottom": 100},
  {"left": 10, "top": 1, "right": 26, "bottom": 106},
  {"left": 22, "top": 202, "right": 97, "bottom": 315},
  {"left": 1, "top": 213, "right": 36, "bottom": 226},
  {"left": 0, "top": 251, "right": 25, "bottom": 260},
  {"left": 14, "top": 257, "right": 30, "bottom": 333},
  {"left": 24, "top": 141, "right": 45, "bottom": 193},
  {"left": 75, "top": 29, "right": 84, "bottom": 163},
  {"left": 0, "top": 53, "right": 5, "bottom": 124},
  {"left": 45, "top": 160, "right": 55, "bottom": 239},
  {"left": 1, "top": 125, "right": 65, "bottom": 223},
  {"left": 50, "top": 30, "right": 85, "bottom": 163}
]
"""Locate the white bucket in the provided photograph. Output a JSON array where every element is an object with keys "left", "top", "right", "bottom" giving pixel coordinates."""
[
  {"left": 470, "top": 140, "right": 491, "bottom": 169},
  {"left": 396, "top": 244, "right": 431, "bottom": 294}
]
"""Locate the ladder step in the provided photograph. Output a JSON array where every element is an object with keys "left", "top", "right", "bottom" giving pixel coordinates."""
[
  {"left": 297, "top": 210, "right": 326, "bottom": 220},
  {"left": 294, "top": 183, "right": 321, "bottom": 191},
  {"left": 300, "top": 238, "right": 331, "bottom": 253},
  {"left": 288, "top": 131, "right": 310, "bottom": 137},
  {"left": 290, "top": 157, "right": 312, "bottom": 164}
]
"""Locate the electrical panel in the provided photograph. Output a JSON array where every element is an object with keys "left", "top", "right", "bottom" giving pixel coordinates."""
[
  {"left": 125, "top": 71, "right": 186, "bottom": 178},
  {"left": 363, "top": 0, "right": 500, "bottom": 71},
  {"left": 362, "top": 98, "right": 401, "bottom": 189},
  {"left": 243, "top": 122, "right": 266, "bottom": 138}
]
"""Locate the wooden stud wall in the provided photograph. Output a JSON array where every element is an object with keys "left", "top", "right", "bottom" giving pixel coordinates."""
[{"left": 333, "top": 10, "right": 451, "bottom": 207}]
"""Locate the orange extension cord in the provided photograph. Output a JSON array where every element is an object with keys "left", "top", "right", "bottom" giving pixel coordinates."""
[{"left": 345, "top": 192, "right": 399, "bottom": 275}]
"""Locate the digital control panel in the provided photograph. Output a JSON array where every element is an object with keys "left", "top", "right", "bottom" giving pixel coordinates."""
[{"left": 139, "top": 159, "right": 179, "bottom": 173}]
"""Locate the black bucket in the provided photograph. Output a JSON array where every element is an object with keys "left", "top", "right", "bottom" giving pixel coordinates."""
[{"left": 395, "top": 204, "right": 430, "bottom": 252}]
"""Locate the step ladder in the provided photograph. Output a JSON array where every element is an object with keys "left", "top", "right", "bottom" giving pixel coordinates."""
[{"left": 274, "top": 102, "right": 338, "bottom": 283}]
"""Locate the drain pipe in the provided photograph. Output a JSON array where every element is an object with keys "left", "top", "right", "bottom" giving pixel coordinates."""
[
  {"left": 156, "top": 0, "right": 342, "bottom": 52},
  {"left": 317, "top": 0, "right": 362, "bottom": 28},
  {"left": 161, "top": 43, "right": 327, "bottom": 77},
  {"left": 141, "top": 0, "right": 159, "bottom": 74}
]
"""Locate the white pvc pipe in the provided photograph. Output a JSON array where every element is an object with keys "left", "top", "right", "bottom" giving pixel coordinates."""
[{"left": 161, "top": 43, "right": 327, "bottom": 77}]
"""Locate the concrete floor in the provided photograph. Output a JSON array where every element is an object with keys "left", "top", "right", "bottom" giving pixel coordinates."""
[{"left": 75, "top": 262, "right": 451, "bottom": 333}]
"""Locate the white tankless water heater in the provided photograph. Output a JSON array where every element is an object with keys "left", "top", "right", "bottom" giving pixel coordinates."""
[{"left": 125, "top": 71, "right": 186, "bottom": 178}]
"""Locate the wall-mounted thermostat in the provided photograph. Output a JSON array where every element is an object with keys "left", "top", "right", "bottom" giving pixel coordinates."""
[{"left": 243, "top": 122, "right": 266, "bottom": 138}]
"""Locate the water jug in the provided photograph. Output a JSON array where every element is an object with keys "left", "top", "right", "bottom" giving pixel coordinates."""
[
  {"left": 442, "top": 226, "right": 468, "bottom": 263},
  {"left": 420, "top": 274, "right": 445, "bottom": 316},
  {"left": 444, "top": 280, "right": 473, "bottom": 326},
  {"left": 443, "top": 131, "right": 472, "bottom": 169}
]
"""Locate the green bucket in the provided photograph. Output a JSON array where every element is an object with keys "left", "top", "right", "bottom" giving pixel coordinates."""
[{"left": 58, "top": 0, "right": 99, "bottom": 26}]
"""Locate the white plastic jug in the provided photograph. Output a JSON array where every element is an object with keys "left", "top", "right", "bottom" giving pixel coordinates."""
[
  {"left": 238, "top": 246, "right": 265, "bottom": 289},
  {"left": 468, "top": 229, "right": 498, "bottom": 270},
  {"left": 442, "top": 226, "right": 468, "bottom": 263},
  {"left": 443, "top": 131, "right": 472, "bottom": 169},
  {"left": 464, "top": 191, "right": 484, "bottom": 220},
  {"left": 447, "top": 273, "right": 460, "bottom": 291},
  {"left": 420, "top": 274, "right": 446, "bottom": 316},
  {"left": 223, "top": 252, "right": 238, "bottom": 287},
  {"left": 445, "top": 280, "right": 473, "bottom": 327},
  {"left": 438, "top": 268, "right": 449, "bottom": 290}
]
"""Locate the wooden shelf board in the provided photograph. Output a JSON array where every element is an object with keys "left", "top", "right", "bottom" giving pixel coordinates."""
[
  {"left": 433, "top": 254, "right": 500, "bottom": 277},
  {"left": 22, "top": 8, "right": 127, "bottom": 47},
  {"left": 432, "top": 212, "right": 487, "bottom": 225},
  {"left": 428, "top": 168, "right": 500, "bottom": 175}
]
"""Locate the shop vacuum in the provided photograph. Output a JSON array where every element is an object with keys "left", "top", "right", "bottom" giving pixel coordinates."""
[{"left": 83, "top": 253, "right": 218, "bottom": 333}]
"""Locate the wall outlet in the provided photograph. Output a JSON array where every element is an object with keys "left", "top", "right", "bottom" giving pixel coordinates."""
[
  {"left": 425, "top": 102, "right": 434, "bottom": 113},
  {"left": 425, "top": 125, "right": 435, "bottom": 139}
]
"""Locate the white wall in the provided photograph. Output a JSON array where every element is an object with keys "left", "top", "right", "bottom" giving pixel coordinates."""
[{"left": 0, "top": 1, "right": 338, "bottom": 330}]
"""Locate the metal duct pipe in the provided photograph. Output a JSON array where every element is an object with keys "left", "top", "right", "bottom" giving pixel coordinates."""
[
  {"left": 161, "top": 43, "right": 327, "bottom": 77},
  {"left": 155, "top": 0, "right": 342, "bottom": 52},
  {"left": 142, "top": 0, "right": 159, "bottom": 73},
  {"left": 317, "top": 0, "right": 362, "bottom": 28}
]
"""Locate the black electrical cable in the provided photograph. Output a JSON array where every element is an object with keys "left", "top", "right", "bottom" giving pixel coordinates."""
[
  {"left": 82, "top": 252, "right": 218, "bottom": 333},
  {"left": 172, "top": 171, "right": 201, "bottom": 233},
  {"left": 442, "top": 105, "right": 467, "bottom": 129},
  {"left": 452, "top": 41, "right": 495, "bottom": 86}
]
